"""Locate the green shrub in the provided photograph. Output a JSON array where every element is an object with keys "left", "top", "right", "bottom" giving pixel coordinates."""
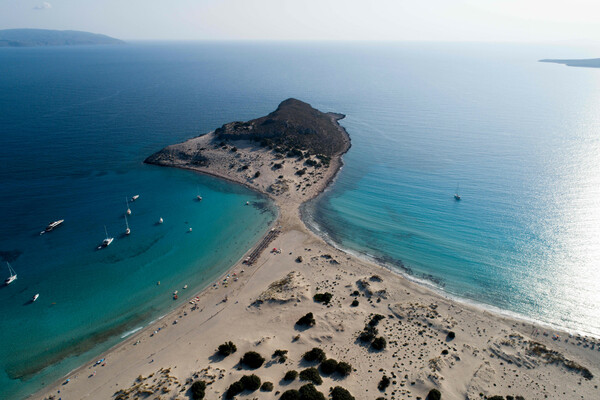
[
  {"left": 302, "top": 348, "right": 326, "bottom": 363},
  {"left": 296, "top": 312, "right": 316, "bottom": 327},
  {"left": 378, "top": 375, "right": 390, "bottom": 391},
  {"left": 299, "top": 367, "right": 322, "bottom": 385},
  {"left": 280, "top": 389, "right": 301, "bottom": 400},
  {"left": 487, "top": 397, "right": 503, "bottom": 400},
  {"left": 368, "top": 314, "right": 385, "bottom": 327},
  {"left": 299, "top": 383, "right": 326, "bottom": 400},
  {"left": 261, "top": 381, "right": 274, "bottom": 392},
  {"left": 447, "top": 331, "right": 456, "bottom": 340},
  {"left": 426, "top": 388, "right": 441, "bottom": 400},
  {"left": 231, "top": 147, "right": 237, "bottom": 152},
  {"left": 330, "top": 386, "right": 355, "bottom": 400},
  {"left": 359, "top": 326, "right": 378, "bottom": 342},
  {"left": 226, "top": 381, "right": 244, "bottom": 399},
  {"left": 351, "top": 299, "right": 359, "bottom": 307},
  {"left": 273, "top": 349, "right": 288, "bottom": 363},
  {"left": 372, "top": 337, "right": 387, "bottom": 350},
  {"left": 254, "top": 171, "right": 260, "bottom": 178},
  {"left": 319, "top": 359, "right": 338, "bottom": 375},
  {"left": 218, "top": 341, "right": 237, "bottom": 356},
  {"left": 283, "top": 370, "right": 298, "bottom": 381},
  {"left": 190, "top": 380, "right": 206, "bottom": 400},
  {"left": 313, "top": 292, "right": 332, "bottom": 304},
  {"left": 239, "top": 374, "right": 261, "bottom": 391},
  {"left": 241, "top": 351, "right": 265, "bottom": 369},
  {"left": 336, "top": 361, "right": 352, "bottom": 377}
]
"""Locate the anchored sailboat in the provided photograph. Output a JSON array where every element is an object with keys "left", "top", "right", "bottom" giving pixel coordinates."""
[
  {"left": 98, "top": 225, "right": 114, "bottom": 249},
  {"left": 125, "top": 214, "right": 131, "bottom": 235},
  {"left": 4, "top": 262, "right": 17, "bottom": 285},
  {"left": 125, "top": 197, "right": 131, "bottom": 215},
  {"left": 196, "top": 186, "right": 202, "bottom": 201}
]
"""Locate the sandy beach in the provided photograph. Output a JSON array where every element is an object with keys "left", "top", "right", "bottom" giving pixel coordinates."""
[{"left": 36, "top": 105, "right": 600, "bottom": 400}]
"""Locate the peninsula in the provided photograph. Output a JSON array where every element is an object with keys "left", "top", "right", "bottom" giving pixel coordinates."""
[
  {"left": 37, "top": 100, "right": 599, "bottom": 400},
  {"left": 539, "top": 58, "right": 600, "bottom": 68},
  {"left": 0, "top": 29, "right": 124, "bottom": 47}
]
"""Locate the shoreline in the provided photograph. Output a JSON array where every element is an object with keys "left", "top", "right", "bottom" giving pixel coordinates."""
[
  {"left": 34, "top": 104, "right": 599, "bottom": 400},
  {"left": 302, "top": 204, "right": 600, "bottom": 340}
]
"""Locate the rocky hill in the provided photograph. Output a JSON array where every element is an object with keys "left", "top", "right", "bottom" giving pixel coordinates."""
[{"left": 213, "top": 98, "right": 349, "bottom": 157}]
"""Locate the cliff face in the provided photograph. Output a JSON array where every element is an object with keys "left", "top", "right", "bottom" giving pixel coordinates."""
[{"left": 213, "top": 98, "right": 349, "bottom": 157}]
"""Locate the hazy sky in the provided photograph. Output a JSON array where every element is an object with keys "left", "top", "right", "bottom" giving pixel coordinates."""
[{"left": 1, "top": 0, "right": 599, "bottom": 42}]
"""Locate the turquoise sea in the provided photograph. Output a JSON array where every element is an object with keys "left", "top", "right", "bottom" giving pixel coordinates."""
[{"left": 1, "top": 42, "right": 599, "bottom": 398}]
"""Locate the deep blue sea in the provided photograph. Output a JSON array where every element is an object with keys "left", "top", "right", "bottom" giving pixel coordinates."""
[{"left": 1, "top": 42, "right": 599, "bottom": 399}]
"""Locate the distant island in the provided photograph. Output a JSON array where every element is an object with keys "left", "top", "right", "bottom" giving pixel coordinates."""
[
  {"left": 540, "top": 58, "right": 600, "bottom": 68},
  {"left": 0, "top": 29, "right": 124, "bottom": 47}
]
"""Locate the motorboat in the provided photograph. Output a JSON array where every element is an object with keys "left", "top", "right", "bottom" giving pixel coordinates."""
[{"left": 40, "top": 219, "right": 64, "bottom": 235}]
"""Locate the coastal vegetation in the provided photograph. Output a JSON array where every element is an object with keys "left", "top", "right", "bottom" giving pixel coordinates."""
[
  {"left": 426, "top": 389, "right": 441, "bottom": 400},
  {"left": 299, "top": 383, "right": 326, "bottom": 400},
  {"left": 318, "top": 358, "right": 338, "bottom": 375},
  {"left": 299, "top": 367, "right": 323, "bottom": 385},
  {"left": 240, "top": 351, "right": 265, "bottom": 369},
  {"left": 330, "top": 386, "right": 356, "bottom": 400},
  {"left": 273, "top": 349, "right": 288, "bottom": 363},
  {"left": 302, "top": 347, "right": 326, "bottom": 362},
  {"left": 312, "top": 292, "right": 332, "bottom": 304},
  {"left": 283, "top": 370, "right": 298, "bottom": 381},
  {"left": 378, "top": 375, "right": 391, "bottom": 391},
  {"left": 296, "top": 312, "right": 316, "bottom": 327},
  {"left": 371, "top": 336, "right": 387, "bottom": 350},
  {"left": 190, "top": 380, "right": 206, "bottom": 399},
  {"left": 218, "top": 341, "right": 237, "bottom": 356}
]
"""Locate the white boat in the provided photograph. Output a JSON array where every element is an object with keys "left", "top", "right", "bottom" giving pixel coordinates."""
[
  {"left": 4, "top": 262, "right": 17, "bottom": 285},
  {"left": 32, "top": 293, "right": 39, "bottom": 302},
  {"left": 40, "top": 219, "right": 64, "bottom": 235},
  {"left": 98, "top": 226, "right": 114, "bottom": 249},
  {"left": 454, "top": 184, "right": 461, "bottom": 201},
  {"left": 131, "top": 194, "right": 139, "bottom": 202},
  {"left": 158, "top": 217, "right": 163, "bottom": 224},
  {"left": 125, "top": 214, "right": 131, "bottom": 235},
  {"left": 125, "top": 197, "right": 131, "bottom": 215},
  {"left": 196, "top": 186, "right": 202, "bottom": 201},
  {"left": 188, "top": 227, "right": 192, "bottom": 232}
]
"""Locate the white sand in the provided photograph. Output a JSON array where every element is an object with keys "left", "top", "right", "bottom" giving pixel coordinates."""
[{"left": 36, "top": 133, "right": 600, "bottom": 400}]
